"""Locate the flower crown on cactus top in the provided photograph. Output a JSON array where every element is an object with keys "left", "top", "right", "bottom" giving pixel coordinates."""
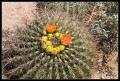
[{"left": 40, "top": 23, "right": 72, "bottom": 55}]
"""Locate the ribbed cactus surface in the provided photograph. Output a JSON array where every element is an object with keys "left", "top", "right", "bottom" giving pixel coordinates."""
[{"left": 2, "top": 11, "right": 94, "bottom": 79}]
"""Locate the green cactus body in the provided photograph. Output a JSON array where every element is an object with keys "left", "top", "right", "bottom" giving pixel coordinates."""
[{"left": 2, "top": 8, "right": 94, "bottom": 79}]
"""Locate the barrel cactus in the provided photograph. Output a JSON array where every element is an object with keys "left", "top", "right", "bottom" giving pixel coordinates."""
[{"left": 2, "top": 10, "right": 94, "bottom": 79}]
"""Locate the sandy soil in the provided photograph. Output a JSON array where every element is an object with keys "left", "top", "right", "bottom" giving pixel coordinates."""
[{"left": 2, "top": 2, "right": 36, "bottom": 31}]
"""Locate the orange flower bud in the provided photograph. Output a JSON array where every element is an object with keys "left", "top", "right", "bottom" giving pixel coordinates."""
[
  {"left": 46, "top": 23, "right": 57, "bottom": 33},
  {"left": 60, "top": 34, "right": 72, "bottom": 45}
]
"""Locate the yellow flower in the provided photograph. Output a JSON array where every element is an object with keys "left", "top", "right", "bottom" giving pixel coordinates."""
[
  {"left": 59, "top": 45, "right": 65, "bottom": 51},
  {"left": 54, "top": 32, "right": 60, "bottom": 38},
  {"left": 46, "top": 41, "right": 52, "bottom": 46},
  {"left": 51, "top": 48, "right": 58, "bottom": 55},
  {"left": 48, "top": 34, "right": 53, "bottom": 38},
  {"left": 56, "top": 47, "right": 61, "bottom": 53},
  {"left": 41, "top": 36, "right": 48, "bottom": 42},
  {"left": 59, "top": 34, "right": 63, "bottom": 39},
  {"left": 46, "top": 46, "right": 52, "bottom": 52}
]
